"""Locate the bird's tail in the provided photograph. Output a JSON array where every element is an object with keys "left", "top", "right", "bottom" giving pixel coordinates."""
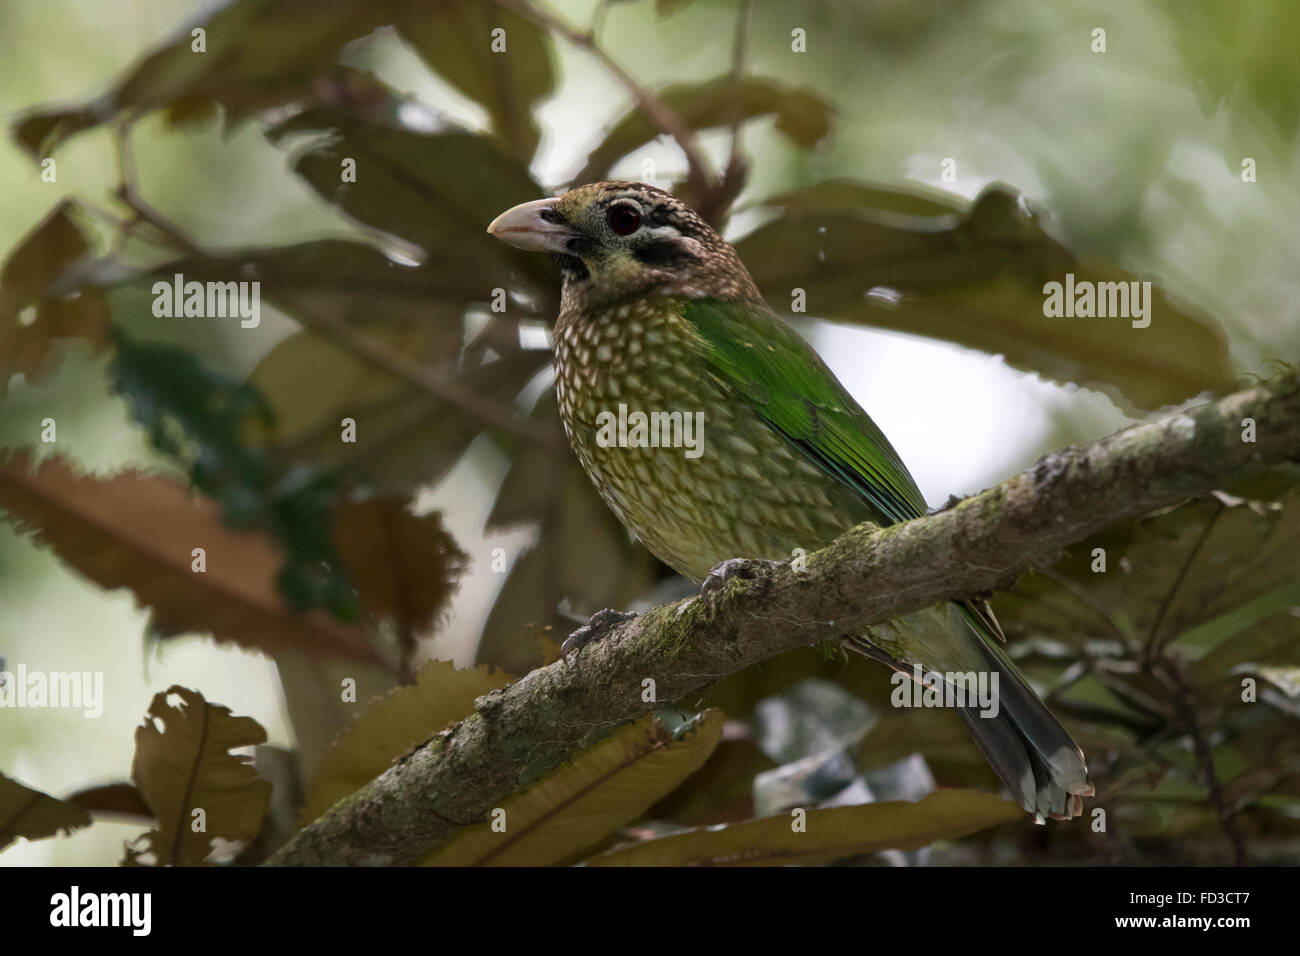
[{"left": 848, "top": 604, "right": 1093, "bottom": 823}]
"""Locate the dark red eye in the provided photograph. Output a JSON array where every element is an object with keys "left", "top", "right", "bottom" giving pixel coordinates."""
[{"left": 606, "top": 204, "right": 641, "bottom": 236}]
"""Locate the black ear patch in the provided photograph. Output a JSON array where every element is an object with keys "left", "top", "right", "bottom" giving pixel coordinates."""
[
  {"left": 634, "top": 239, "right": 697, "bottom": 268},
  {"left": 553, "top": 253, "right": 589, "bottom": 282}
]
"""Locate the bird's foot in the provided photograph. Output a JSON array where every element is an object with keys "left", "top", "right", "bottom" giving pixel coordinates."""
[
  {"left": 697, "top": 557, "right": 783, "bottom": 620},
  {"left": 931, "top": 492, "right": 967, "bottom": 515},
  {"left": 561, "top": 608, "right": 637, "bottom": 665}
]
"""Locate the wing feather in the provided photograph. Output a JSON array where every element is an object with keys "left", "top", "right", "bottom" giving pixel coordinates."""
[{"left": 680, "top": 298, "right": 927, "bottom": 523}]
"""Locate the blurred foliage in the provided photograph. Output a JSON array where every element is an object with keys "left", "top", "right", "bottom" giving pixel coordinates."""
[
  {"left": 0, "top": 449, "right": 378, "bottom": 662},
  {"left": 586, "top": 789, "right": 1023, "bottom": 865},
  {"left": 737, "top": 183, "right": 1235, "bottom": 407},
  {"left": 571, "top": 75, "right": 834, "bottom": 184},
  {"left": 0, "top": 0, "right": 1295, "bottom": 867},
  {"left": 0, "top": 202, "right": 111, "bottom": 395},
  {"left": 1166, "top": 0, "right": 1300, "bottom": 149},
  {"left": 0, "top": 772, "right": 92, "bottom": 851},
  {"left": 981, "top": 470, "right": 1300, "bottom": 863}
]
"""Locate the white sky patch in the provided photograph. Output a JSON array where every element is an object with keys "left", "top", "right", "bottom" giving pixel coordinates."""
[
  {"left": 811, "top": 322, "right": 1124, "bottom": 507},
  {"left": 518, "top": 322, "right": 553, "bottom": 350}
]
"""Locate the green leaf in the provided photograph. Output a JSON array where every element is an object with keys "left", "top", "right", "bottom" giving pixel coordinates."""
[
  {"left": 573, "top": 76, "right": 834, "bottom": 184},
  {"left": 111, "top": 330, "right": 364, "bottom": 616},
  {"left": 735, "top": 182, "right": 1236, "bottom": 409},
  {"left": 298, "top": 658, "right": 511, "bottom": 826},
  {"left": 420, "top": 710, "right": 725, "bottom": 866},
  {"left": 584, "top": 788, "right": 1021, "bottom": 865},
  {"left": 0, "top": 201, "right": 111, "bottom": 395},
  {"left": 396, "top": 0, "right": 556, "bottom": 164},
  {"left": 126, "top": 686, "right": 272, "bottom": 865},
  {"left": 1165, "top": 0, "right": 1300, "bottom": 146},
  {"left": 111, "top": 328, "right": 273, "bottom": 503},
  {"left": 0, "top": 774, "right": 92, "bottom": 853}
]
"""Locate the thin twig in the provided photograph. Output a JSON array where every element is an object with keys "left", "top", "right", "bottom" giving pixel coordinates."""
[
  {"left": 713, "top": 0, "right": 755, "bottom": 221},
  {"left": 692, "top": 0, "right": 752, "bottom": 225},
  {"left": 588, "top": 0, "right": 611, "bottom": 40},
  {"left": 726, "top": 0, "right": 752, "bottom": 157},
  {"left": 1155, "top": 657, "right": 1248, "bottom": 865},
  {"left": 500, "top": 0, "right": 716, "bottom": 201},
  {"left": 112, "top": 124, "right": 202, "bottom": 255},
  {"left": 1145, "top": 500, "right": 1225, "bottom": 662}
]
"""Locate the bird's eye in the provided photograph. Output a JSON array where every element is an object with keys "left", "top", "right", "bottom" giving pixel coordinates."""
[{"left": 606, "top": 204, "right": 641, "bottom": 236}]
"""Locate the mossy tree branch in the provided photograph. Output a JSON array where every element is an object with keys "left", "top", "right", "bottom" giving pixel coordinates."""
[{"left": 267, "top": 371, "right": 1300, "bottom": 866}]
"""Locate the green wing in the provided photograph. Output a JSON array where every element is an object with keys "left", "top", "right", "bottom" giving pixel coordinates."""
[{"left": 680, "top": 298, "right": 927, "bottom": 525}]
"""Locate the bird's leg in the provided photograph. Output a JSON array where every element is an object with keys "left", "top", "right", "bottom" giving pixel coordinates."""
[
  {"left": 561, "top": 607, "right": 637, "bottom": 664},
  {"left": 697, "top": 557, "right": 785, "bottom": 620}
]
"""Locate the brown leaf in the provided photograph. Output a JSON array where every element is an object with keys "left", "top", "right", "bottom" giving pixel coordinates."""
[
  {"left": 264, "top": 106, "right": 556, "bottom": 300},
  {"left": 396, "top": 0, "right": 556, "bottom": 164},
  {"left": 0, "top": 773, "right": 92, "bottom": 853},
  {"left": 0, "top": 201, "right": 111, "bottom": 395},
  {"left": 334, "top": 498, "right": 469, "bottom": 651},
  {"left": 66, "top": 783, "right": 154, "bottom": 823},
  {"left": 585, "top": 789, "right": 1022, "bottom": 866},
  {"left": 11, "top": 0, "right": 389, "bottom": 158},
  {"left": 159, "top": 240, "right": 487, "bottom": 323},
  {"left": 0, "top": 450, "right": 378, "bottom": 662},
  {"left": 574, "top": 76, "right": 834, "bottom": 185},
  {"left": 126, "top": 686, "right": 271, "bottom": 865},
  {"left": 736, "top": 182, "right": 1236, "bottom": 409}
]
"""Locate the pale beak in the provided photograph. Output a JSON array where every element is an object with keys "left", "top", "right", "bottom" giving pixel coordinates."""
[{"left": 486, "top": 197, "right": 576, "bottom": 254}]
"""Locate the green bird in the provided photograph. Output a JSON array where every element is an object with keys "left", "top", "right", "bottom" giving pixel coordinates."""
[{"left": 488, "top": 181, "right": 1092, "bottom": 822}]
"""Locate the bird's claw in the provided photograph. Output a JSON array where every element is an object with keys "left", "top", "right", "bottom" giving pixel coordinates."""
[
  {"left": 698, "top": 558, "right": 781, "bottom": 620},
  {"left": 561, "top": 608, "right": 636, "bottom": 664}
]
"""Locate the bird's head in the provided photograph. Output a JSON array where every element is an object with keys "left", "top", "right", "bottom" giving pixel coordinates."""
[{"left": 487, "top": 181, "right": 762, "bottom": 312}]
